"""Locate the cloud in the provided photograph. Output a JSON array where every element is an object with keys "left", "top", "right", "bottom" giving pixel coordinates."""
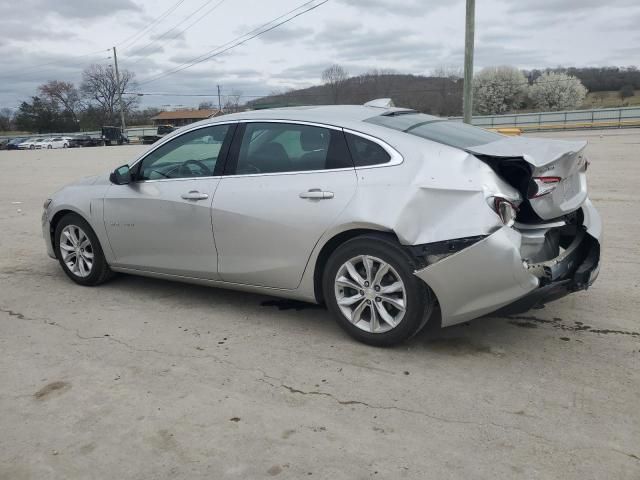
[
  {"left": 258, "top": 25, "right": 315, "bottom": 44},
  {"left": 509, "top": 0, "right": 638, "bottom": 13},
  {"left": 447, "top": 45, "right": 550, "bottom": 69},
  {"left": 0, "top": 0, "right": 140, "bottom": 22},
  {"left": 311, "top": 21, "right": 446, "bottom": 64},
  {"left": 337, "top": 0, "right": 461, "bottom": 16},
  {"left": 0, "top": 21, "right": 76, "bottom": 42}
]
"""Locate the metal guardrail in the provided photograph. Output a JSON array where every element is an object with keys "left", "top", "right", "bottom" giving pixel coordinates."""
[{"left": 451, "top": 106, "right": 640, "bottom": 131}]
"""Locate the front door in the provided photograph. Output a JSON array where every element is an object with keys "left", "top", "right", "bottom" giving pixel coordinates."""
[
  {"left": 103, "top": 123, "right": 234, "bottom": 279},
  {"left": 212, "top": 122, "right": 357, "bottom": 289}
]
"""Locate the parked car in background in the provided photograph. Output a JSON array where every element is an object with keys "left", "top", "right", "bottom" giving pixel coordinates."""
[
  {"left": 41, "top": 137, "right": 71, "bottom": 149},
  {"left": 68, "top": 134, "right": 101, "bottom": 148},
  {"left": 0, "top": 138, "right": 8, "bottom": 150},
  {"left": 18, "top": 138, "right": 41, "bottom": 149},
  {"left": 101, "top": 126, "right": 129, "bottom": 146},
  {"left": 6, "top": 137, "right": 27, "bottom": 150},
  {"left": 33, "top": 138, "right": 48, "bottom": 149},
  {"left": 41, "top": 102, "right": 602, "bottom": 346},
  {"left": 141, "top": 124, "right": 175, "bottom": 144}
]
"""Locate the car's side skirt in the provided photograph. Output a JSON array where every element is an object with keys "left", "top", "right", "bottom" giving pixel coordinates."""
[{"left": 109, "top": 266, "right": 319, "bottom": 303}]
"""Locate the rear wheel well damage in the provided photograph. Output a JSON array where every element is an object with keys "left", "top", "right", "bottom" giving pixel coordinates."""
[
  {"left": 312, "top": 229, "right": 440, "bottom": 311},
  {"left": 314, "top": 229, "right": 404, "bottom": 305}
]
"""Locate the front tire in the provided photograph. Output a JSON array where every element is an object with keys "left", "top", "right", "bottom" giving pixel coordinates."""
[
  {"left": 323, "top": 234, "right": 434, "bottom": 346},
  {"left": 54, "top": 214, "right": 113, "bottom": 286}
]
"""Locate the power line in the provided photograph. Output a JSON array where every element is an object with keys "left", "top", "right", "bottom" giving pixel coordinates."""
[
  {"left": 128, "top": 0, "right": 226, "bottom": 58},
  {"left": 0, "top": 0, "right": 186, "bottom": 79},
  {"left": 136, "top": 0, "right": 329, "bottom": 86},
  {"left": 119, "top": 0, "right": 187, "bottom": 49}
]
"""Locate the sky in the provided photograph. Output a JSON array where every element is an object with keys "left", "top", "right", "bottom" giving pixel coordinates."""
[{"left": 1, "top": 0, "right": 639, "bottom": 110}]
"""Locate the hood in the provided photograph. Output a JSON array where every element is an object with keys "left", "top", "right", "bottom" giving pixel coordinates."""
[
  {"left": 67, "top": 173, "right": 109, "bottom": 187},
  {"left": 466, "top": 136, "right": 587, "bottom": 168}
]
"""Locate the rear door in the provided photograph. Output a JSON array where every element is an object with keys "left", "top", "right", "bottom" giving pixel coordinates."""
[{"left": 212, "top": 121, "right": 357, "bottom": 289}]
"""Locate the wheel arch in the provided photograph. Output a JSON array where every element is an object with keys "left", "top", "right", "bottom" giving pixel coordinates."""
[
  {"left": 312, "top": 227, "right": 402, "bottom": 304},
  {"left": 49, "top": 208, "right": 90, "bottom": 251}
]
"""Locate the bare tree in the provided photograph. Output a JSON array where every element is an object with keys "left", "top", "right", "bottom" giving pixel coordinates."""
[
  {"left": 80, "top": 64, "right": 139, "bottom": 125},
  {"left": 0, "top": 107, "right": 15, "bottom": 131},
  {"left": 223, "top": 90, "right": 243, "bottom": 113},
  {"left": 619, "top": 84, "right": 635, "bottom": 99},
  {"left": 322, "top": 64, "right": 349, "bottom": 103},
  {"left": 38, "top": 81, "right": 83, "bottom": 124},
  {"left": 432, "top": 65, "right": 463, "bottom": 80}
]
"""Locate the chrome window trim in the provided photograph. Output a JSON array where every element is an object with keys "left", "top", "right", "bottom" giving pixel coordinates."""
[
  {"left": 129, "top": 121, "right": 238, "bottom": 169},
  {"left": 222, "top": 167, "right": 355, "bottom": 179},
  {"left": 223, "top": 119, "right": 403, "bottom": 177},
  {"left": 236, "top": 118, "right": 344, "bottom": 132},
  {"left": 127, "top": 119, "right": 404, "bottom": 181},
  {"left": 134, "top": 175, "right": 223, "bottom": 184},
  {"left": 342, "top": 128, "right": 404, "bottom": 169}
]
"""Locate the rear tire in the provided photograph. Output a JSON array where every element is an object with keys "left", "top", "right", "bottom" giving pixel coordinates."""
[
  {"left": 323, "top": 234, "right": 434, "bottom": 346},
  {"left": 54, "top": 213, "right": 113, "bottom": 286}
]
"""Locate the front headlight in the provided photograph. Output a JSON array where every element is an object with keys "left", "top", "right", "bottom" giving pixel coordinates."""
[
  {"left": 493, "top": 197, "right": 518, "bottom": 227},
  {"left": 43, "top": 198, "right": 52, "bottom": 210}
]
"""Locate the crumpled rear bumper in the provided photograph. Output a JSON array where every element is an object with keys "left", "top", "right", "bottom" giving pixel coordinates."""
[{"left": 414, "top": 201, "right": 601, "bottom": 327}]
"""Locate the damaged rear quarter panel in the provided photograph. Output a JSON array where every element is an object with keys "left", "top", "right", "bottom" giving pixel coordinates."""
[{"left": 339, "top": 131, "right": 520, "bottom": 246}]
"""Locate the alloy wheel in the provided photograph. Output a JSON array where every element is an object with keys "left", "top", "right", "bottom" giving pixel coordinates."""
[
  {"left": 334, "top": 255, "right": 407, "bottom": 334},
  {"left": 59, "top": 225, "right": 94, "bottom": 278}
]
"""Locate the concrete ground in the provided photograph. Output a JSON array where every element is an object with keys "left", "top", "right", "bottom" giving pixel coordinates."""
[{"left": 0, "top": 130, "right": 638, "bottom": 480}]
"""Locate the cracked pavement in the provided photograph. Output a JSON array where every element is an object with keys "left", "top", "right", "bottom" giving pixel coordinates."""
[{"left": 1, "top": 130, "right": 639, "bottom": 479}]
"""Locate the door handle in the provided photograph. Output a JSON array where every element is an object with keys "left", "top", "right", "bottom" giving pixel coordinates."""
[
  {"left": 181, "top": 190, "right": 209, "bottom": 201},
  {"left": 299, "top": 188, "right": 334, "bottom": 200}
]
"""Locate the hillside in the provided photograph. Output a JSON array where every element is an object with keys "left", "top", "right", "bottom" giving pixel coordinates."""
[
  {"left": 249, "top": 73, "right": 463, "bottom": 116},
  {"left": 582, "top": 90, "right": 640, "bottom": 109}
]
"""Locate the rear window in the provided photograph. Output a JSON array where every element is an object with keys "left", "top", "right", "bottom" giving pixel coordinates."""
[
  {"left": 365, "top": 113, "right": 501, "bottom": 149},
  {"left": 345, "top": 133, "right": 391, "bottom": 166}
]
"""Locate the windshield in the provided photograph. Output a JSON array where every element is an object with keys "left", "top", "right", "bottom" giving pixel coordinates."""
[{"left": 365, "top": 113, "right": 502, "bottom": 149}]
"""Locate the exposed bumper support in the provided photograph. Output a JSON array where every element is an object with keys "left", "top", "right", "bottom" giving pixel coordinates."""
[
  {"left": 414, "top": 200, "right": 602, "bottom": 327},
  {"left": 414, "top": 227, "right": 540, "bottom": 327}
]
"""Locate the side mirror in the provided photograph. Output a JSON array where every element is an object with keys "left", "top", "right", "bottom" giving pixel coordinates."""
[{"left": 110, "top": 164, "right": 132, "bottom": 185}]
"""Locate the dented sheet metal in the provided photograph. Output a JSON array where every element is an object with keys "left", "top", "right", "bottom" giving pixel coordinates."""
[
  {"left": 414, "top": 226, "right": 539, "bottom": 327},
  {"left": 466, "top": 136, "right": 587, "bottom": 167}
]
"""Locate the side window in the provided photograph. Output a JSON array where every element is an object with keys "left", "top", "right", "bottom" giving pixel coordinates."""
[
  {"left": 137, "top": 124, "right": 230, "bottom": 181},
  {"left": 345, "top": 132, "right": 391, "bottom": 167},
  {"left": 235, "top": 123, "right": 352, "bottom": 174}
]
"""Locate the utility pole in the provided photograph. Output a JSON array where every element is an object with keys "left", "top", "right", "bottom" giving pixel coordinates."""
[
  {"left": 217, "top": 84, "right": 222, "bottom": 112},
  {"left": 462, "top": 0, "right": 475, "bottom": 124},
  {"left": 112, "top": 46, "right": 126, "bottom": 131}
]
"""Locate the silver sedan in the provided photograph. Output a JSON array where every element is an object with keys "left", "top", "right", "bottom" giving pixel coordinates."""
[{"left": 42, "top": 102, "right": 602, "bottom": 346}]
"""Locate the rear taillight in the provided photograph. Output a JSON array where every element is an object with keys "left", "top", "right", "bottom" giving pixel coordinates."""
[
  {"left": 493, "top": 197, "right": 518, "bottom": 227},
  {"left": 528, "top": 176, "right": 561, "bottom": 198}
]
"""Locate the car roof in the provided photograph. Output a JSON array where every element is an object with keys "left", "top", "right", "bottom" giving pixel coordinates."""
[{"left": 202, "top": 105, "right": 441, "bottom": 130}]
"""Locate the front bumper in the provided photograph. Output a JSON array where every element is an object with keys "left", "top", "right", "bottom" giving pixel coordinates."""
[
  {"left": 414, "top": 202, "right": 602, "bottom": 327},
  {"left": 42, "top": 211, "right": 56, "bottom": 259}
]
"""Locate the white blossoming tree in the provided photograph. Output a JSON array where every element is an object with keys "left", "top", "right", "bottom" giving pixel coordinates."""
[
  {"left": 472, "top": 66, "right": 528, "bottom": 115},
  {"left": 528, "top": 72, "right": 587, "bottom": 111}
]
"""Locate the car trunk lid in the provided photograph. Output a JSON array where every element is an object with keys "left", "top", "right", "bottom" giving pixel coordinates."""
[{"left": 467, "top": 137, "right": 589, "bottom": 221}]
